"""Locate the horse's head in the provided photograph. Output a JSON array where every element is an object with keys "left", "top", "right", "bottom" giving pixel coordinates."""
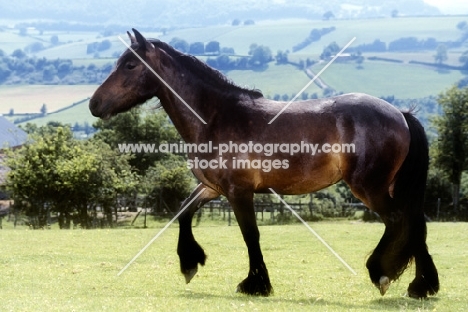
[{"left": 89, "top": 29, "right": 160, "bottom": 119}]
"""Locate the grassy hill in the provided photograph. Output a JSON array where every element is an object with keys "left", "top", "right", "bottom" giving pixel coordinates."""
[
  {"left": 312, "top": 60, "right": 465, "bottom": 98},
  {"left": 15, "top": 99, "right": 97, "bottom": 127},
  {"left": 1, "top": 16, "right": 468, "bottom": 128}
]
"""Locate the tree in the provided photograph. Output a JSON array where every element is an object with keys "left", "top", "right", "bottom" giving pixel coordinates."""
[
  {"left": 0, "top": 63, "right": 11, "bottom": 82},
  {"left": 142, "top": 154, "right": 195, "bottom": 214},
  {"left": 12, "top": 49, "right": 26, "bottom": 59},
  {"left": 42, "top": 64, "right": 57, "bottom": 81},
  {"left": 189, "top": 42, "right": 204, "bottom": 55},
  {"left": 320, "top": 42, "right": 340, "bottom": 60},
  {"left": 216, "top": 54, "right": 232, "bottom": 69},
  {"left": 205, "top": 41, "right": 220, "bottom": 54},
  {"left": 5, "top": 126, "right": 136, "bottom": 228},
  {"left": 432, "top": 86, "right": 468, "bottom": 211},
  {"left": 93, "top": 107, "right": 195, "bottom": 213},
  {"left": 50, "top": 35, "right": 59, "bottom": 45},
  {"left": 93, "top": 107, "right": 181, "bottom": 174},
  {"left": 323, "top": 11, "right": 334, "bottom": 20},
  {"left": 457, "top": 21, "right": 467, "bottom": 31},
  {"left": 275, "top": 50, "right": 289, "bottom": 64},
  {"left": 40, "top": 103, "right": 47, "bottom": 115},
  {"left": 355, "top": 50, "right": 364, "bottom": 69},
  {"left": 460, "top": 50, "right": 468, "bottom": 69},
  {"left": 434, "top": 44, "right": 448, "bottom": 65},
  {"left": 248, "top": 44, "right": 272, "bottom": 67},
  {"left": 169, "top": 37, "right": 189, "bottom": 53},
  {"left": 25, "top": 42, "right": 44, "bottom": 53}
]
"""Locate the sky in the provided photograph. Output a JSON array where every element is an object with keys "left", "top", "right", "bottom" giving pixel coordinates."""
[{"left": 423, "top": 0, "right": 468, "bottom": 14}]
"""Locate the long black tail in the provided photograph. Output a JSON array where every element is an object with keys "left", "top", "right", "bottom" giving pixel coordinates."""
[
  {"left": 393, "top": 111, "right": 429, "bottom": 212},
  {"left": 392, "top": 112, "right": 439, "bottom": 297}
]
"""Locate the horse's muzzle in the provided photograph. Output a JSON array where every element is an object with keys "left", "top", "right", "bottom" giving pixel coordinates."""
[{"left": 89, "top": 98, "right": 103, "bottom": 118}]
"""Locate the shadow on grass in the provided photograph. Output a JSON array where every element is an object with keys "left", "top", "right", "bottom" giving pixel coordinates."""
[
  {"left": 179, "top": 290, "right": 439, "bottom": 310},
  {"left": 369, "top": 296, "right": 439, "bottom": 310}
]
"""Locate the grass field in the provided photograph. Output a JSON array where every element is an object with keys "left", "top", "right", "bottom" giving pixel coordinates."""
[
  {"left": 159, "top": 16, "right": 465, "bottom": 57},
  {"left": 0, "top": 220, "right": 466, "bottom": 311},
  {"left": 15, "top": 99, "right": 98, "bottom": 127},
  {"left": 225, "top": 63, "right": 322, "bottom": 97},
  {"left": 0, "top": 85, "right": 98, "bottom": 114},
  {"left": 312, "top": 61, "right": 465, "bottom": 98}
]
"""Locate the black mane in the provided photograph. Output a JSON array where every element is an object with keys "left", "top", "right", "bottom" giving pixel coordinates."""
[{"left": 150, "top": 39, "right": 263, "bottom": 99}]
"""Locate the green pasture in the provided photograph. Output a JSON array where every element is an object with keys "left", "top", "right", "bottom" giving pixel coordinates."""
[
  {"left": 292, "top": 16, "right": 464, "bottom": 57},
  {"left": 34, "top": 36, "right": 125, "bottom": 59},
  {"left": 16, "top": 99, "right": 98, "bottom": 127},
  {"left": 161, "top": 16, "right": 465, "bottom": 57},
  {"left": 0, "top": 221, "right": 466, "bottom": 311},
  {"left": 1, "top": 30, "right": 41, "bottom": 54},
  {"left": 225, "top": 63, "right": 321, "bottom": 97},
  {"left": 369, "top": 51, "right": 466, "bottom": 67},
  {"left": 3, "top": 16, "right": 465, "bottom": 61},
  {"left": 313, "top": 61, "right": 465, "bottom": 98}
]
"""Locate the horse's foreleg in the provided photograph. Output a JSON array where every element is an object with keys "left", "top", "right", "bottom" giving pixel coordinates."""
[
  {"left": 228, "top": 189, "right": 272, "bottom": 296},
  {"left": 177, "top": 184, "right": 219, "bottom": 284}
]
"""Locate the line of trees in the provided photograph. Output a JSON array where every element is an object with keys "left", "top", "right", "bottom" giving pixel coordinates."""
[
  {"left": 0, "top": 49, "right": 113, "bottom": 84},
  {"left": 4, "top": 108, "right": 195, "bottom": 229}
]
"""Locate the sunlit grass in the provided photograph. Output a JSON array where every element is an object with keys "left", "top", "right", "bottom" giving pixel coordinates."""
[{"left": 0, "top": 220, "right": 465, "bottom": 311}]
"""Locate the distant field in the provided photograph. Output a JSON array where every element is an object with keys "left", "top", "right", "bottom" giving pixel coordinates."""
[
  {"left": 3, "top": 16, "right": 464, "bottom": 61},
  {"left": 16, "top": 99, "right": 98, "bottom": 127},
  {"left": 1, "top": 30, "right": 42, "bottom": 54},
  {"left": 225, "top": 63, "right": 321, "bottom": 97},
  {"left": 313, "top": 61, "right": 465, "bottom": 98},
  {"left": 161, "top": 16, "right": 466, "bottom": 57},
  {"left": 291, "top": 16, "right": 464, "bottom": 57},
  {"left": 1, "top": 16, "right": 467, "bottom": 127},
  {"left": 0, "top": 221, "right": 466, "bottom": 311},
  {"left": 0, "top": 85, "right": 98, "bottom": 114}
]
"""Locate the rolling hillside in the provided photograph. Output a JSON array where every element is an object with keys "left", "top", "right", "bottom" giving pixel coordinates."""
[{"left": 1, "top": 15, "right": 467, "bottom": 129}]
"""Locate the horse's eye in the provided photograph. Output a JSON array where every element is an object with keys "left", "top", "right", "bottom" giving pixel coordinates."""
[{"left": 126, "top": 63, "right": 136, "bottom": 70}]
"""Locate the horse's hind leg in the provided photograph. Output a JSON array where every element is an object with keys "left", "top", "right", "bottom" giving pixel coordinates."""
[
  {"left": 406, "top": 213, "right": 439, "bottom": 298},
  {"left": 366, "top": 209, "right": 413, "bottom": 295},
  {"left": 177, "top": 184, "right": 220, "bottom": 283},
  {"left": 227, "top": 188, "right": 272, "bottom": 296},
  {"left": 366, "top": 199, "right": 439, "bottom": 298}
]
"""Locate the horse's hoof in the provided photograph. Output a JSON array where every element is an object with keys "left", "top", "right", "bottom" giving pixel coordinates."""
[
  {"left": 379, "top": 276, "right": 390, "bottom": 296},
  {"left": 183, "top": 268, "right": 198, "bottom": 284},
  {"left": 236, "top": 275, "right": 273, "bottom": 296}
]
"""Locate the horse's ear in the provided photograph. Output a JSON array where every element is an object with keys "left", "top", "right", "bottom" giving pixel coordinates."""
[
  {"left": 132, "top": 28, "right": 152, "bottom": 52},
  {"left": 127, "top": 31, "right": 136, "bottom": 45}
]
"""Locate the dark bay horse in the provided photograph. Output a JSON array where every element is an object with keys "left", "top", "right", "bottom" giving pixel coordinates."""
[{"left": 89, "top": 29, "right": 439, "bottom": 298}]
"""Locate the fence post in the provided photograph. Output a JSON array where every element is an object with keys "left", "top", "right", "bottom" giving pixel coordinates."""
[{"left": 437, "top": 198, "right": 441, "bottom": 220}]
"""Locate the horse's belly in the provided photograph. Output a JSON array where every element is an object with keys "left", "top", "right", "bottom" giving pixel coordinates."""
[{"left": 253, "top": 156, "right": 343, "bottom": 195}]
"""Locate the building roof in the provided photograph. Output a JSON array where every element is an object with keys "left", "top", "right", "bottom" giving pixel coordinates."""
[{"left": 0, "top": 116, "right": 28, "bottom": 149}]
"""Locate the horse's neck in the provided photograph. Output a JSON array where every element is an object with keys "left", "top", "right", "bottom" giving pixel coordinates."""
[
  {"left": 154, "top": 56, "right": 230, "bottom": 143},
  {"left": 155, "top": 67, "right": 212, "bottom": 143}
]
